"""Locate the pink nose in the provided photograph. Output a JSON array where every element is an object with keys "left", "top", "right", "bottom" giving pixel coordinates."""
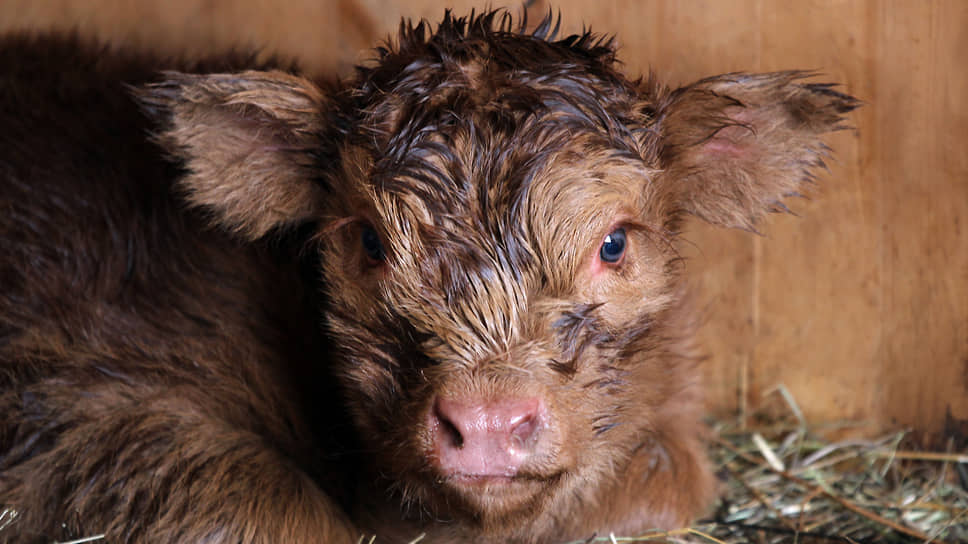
[{"left": 430, "top": 397, "right": 544, "bottom": 478}]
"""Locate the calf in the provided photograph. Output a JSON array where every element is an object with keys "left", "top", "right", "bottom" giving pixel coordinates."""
[{"left": 0, "top": 10, "right": 858, "bottom": 543}]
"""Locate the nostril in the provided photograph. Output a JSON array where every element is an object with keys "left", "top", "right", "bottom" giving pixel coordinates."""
[
  {"left": 509, "top": 414, "right": 538, "bottom": 448},
  {"left": 434, "top": 404, "right": 464, "bottom": 449},
  {"left": 430, "top": 396, "right": 546, "bottom": 478}
]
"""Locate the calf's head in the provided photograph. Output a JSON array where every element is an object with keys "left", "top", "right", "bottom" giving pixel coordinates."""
[{"left": 140, "top": 11, "right": 857, "bottom": 532}]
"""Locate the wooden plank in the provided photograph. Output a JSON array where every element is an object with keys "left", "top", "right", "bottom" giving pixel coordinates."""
[
  {"left": 0, "top": 0, "right": 217, "bottom": 57},
  {"left": 753, "top": 1, "right": 881, "bottom": 425},
  {"left": 868, "top": 0, "right": 968, "bottom": 438}
]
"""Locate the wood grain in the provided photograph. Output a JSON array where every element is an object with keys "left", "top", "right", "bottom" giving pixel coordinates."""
[{"left": 2, "top": 0, "right": 965, "bottom": 439}]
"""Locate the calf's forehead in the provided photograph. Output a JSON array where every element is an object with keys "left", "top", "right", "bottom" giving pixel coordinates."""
[
  {"left": 348, "top": 66, "right": 655, "bottom": 258},
  {"left": 361, "top": 121, "right": 654, "bottom": 275}
]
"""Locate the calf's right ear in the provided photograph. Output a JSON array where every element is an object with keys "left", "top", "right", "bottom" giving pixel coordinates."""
[
  {"left": 652, "top": 72, "right": 860, "bottom": 231},
  {"left": 135, "top": 71, "right": 329, "bottom": 239}
]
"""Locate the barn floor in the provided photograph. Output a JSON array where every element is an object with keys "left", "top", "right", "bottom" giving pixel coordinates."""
[{"left": 585, "top": 387, "right": 968, "bottom": 544}]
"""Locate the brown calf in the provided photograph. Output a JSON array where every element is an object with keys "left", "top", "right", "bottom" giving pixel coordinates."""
[{"left": 0, "top": 10, "right": 858, "bottom": 543}]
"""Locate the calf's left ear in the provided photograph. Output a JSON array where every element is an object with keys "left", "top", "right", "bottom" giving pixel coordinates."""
[
  {"left": 653, "top": 72, "right": 860, "bottom": 230},
  {"left": 136, "top": 71, "right": 328, "bottom": 239}
]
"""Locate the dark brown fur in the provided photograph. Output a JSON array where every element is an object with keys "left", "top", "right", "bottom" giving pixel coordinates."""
[{"left": 0, "top": 10, "right": 858, "bottom": 543}]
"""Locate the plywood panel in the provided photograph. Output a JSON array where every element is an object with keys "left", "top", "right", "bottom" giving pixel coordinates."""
[
  {"left": 753, "top": 1, "right": 881, "bottom": 425},
  {"left": 868, "top": 1, "right": 968, "bottom": 434},
  {"left": 1, "top": 0, "right": 965, "bottom": 439}
]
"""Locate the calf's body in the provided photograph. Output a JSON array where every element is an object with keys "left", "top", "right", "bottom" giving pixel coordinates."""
[{"left": 0, "top": 11, "right": 857, "bottom": 543}]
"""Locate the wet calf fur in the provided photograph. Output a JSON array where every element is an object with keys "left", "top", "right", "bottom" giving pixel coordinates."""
[{"left": 0, "top": 11, "right": 858, "bottom": 543}]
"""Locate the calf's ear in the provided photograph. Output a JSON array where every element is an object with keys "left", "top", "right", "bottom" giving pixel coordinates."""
[
  {"left": 135, "top": 71, "right": 328, "bottom": 239},
  {"left": 654, "top": 72, "right": 860, "bottom": 230}
]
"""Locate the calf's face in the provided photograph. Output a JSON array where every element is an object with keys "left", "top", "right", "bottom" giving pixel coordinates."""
[
  {"left": 140, "top": 12, "right": 857, "bottom": 533},
  {"left": 324, "top": 115, "right": 681, "bottom": 522}
]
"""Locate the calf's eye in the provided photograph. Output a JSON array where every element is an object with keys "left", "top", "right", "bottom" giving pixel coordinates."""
[
  {"left": 599, "top": 228, "right": 627, "bottom": 264},
  {"left": 361, "top": 226, "right": 386, "bottom": 263}
]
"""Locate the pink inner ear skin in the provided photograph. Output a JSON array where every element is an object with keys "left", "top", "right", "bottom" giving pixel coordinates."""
[{"left": 702, "top": 123, "right": 756, "bottom": 158}]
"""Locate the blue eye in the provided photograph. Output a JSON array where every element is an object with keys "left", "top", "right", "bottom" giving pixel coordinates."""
[
  {"left": 599, "top": 228, "right": 627, "bottom": 263},
  {"left": 361, "top": 226, "right": 386, "bottom": 263}
]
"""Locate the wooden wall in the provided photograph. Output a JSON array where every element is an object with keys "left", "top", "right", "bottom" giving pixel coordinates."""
[{"left": 2, "top": 0, "right": 965, "bottom": 440}]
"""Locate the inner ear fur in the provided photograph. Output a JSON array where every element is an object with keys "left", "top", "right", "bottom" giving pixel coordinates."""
[
  {"left": 654, "top": 71, "right": 860, "bottom": 231},
  {"left": 136, "top": 70, "right": 328, "bottom": 239}
]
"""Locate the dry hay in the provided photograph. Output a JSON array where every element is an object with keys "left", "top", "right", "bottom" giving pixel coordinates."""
[{"left": 567, "top": 386, "right": 968, "bottom": 544}]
